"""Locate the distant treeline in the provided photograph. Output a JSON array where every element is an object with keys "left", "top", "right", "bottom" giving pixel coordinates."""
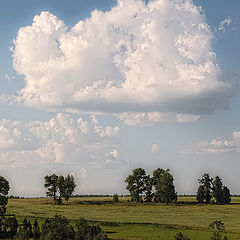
[{"left": 72, "top": 194, "right": 130, "bottom": 198}]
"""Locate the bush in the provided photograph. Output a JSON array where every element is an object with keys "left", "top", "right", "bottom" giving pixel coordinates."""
[
  {"left": 174, "top": 232, "right": 191, "bottom": 240},
  {"left": 41, "top": 215, "right": 75, "bottom": 240},
  {"left": 113, "top": 194, "right": 119, "bottom": 203},
  {"left": 75, "top": 218, "right": 108, "bottom": 240}
]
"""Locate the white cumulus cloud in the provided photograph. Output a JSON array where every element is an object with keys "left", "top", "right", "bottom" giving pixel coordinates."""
[
  {"left": 183, "top": 131, "right": 240, "bottom": 154},
  {"left": 0, "top": 113, "right": 124, "bottom": 168},
  {"left": 12, "top": 0, "right": 236, "bottom": 114}
]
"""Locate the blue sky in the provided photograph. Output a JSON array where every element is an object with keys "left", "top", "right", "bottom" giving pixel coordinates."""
[{"left": 0, "top": 0, "right": 240, "bottom": 197}]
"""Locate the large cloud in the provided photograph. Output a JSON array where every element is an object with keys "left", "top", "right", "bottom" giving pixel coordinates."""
[
  {"left": 0, "top": 113, "right": 123, "bottom": 168},
  {"left": 13, "top": 0, "right": 236, "bottom": 114},
  {"left": 116, "top": 112, "right": 200, "bottom": 126}
]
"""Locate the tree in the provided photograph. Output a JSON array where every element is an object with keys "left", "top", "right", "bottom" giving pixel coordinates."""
[
  {"left": 125, "top": 168, "right": 148, "bottom": 202},
  {"left": 113, "top": 194, "right": 119, "bottom": 203},
  {"left": 152, "top": 168, "right": 177, "bottom": 204},
  {"left": 221, "top": 186, "right": 231, "bottom": 204},
  {"left": 3, "top": 216, "right": 18, "bottom": 238},
  {"left": 196, "top": 173, "right": 213, "bottom": 204},
  {"left": 196, "top": 185, "right": 205, "bottom": 204},
  {"left": 212, "top": 176, "right": 231, "bottom": 204},
  {"left": 57, "top": 175, "right": 65, "bottom": 205},
  {"left": 154, "top": 170, "right": 177, "bottom": 204},
  {"left": 75, "top": 218, "right": 108, "bottom": 240},
  {"left": 144, "top": 175, "right": 153, "bottom": 202},
  {"left": 209, "top": 220, "right": 228, "bottom": 240},
  {"left": 212, "top": 176, "right": 224, "bottom": 204},
  {"left": 63, "top": 175, "right": 76, "bottom": 203},
  {"left": 174, "top": 232, "right": 191, "bottom": 240},
  {"left": 41, "top": 215, "right": 75, "bottom": 240},
  {"left": 17, "top": 218, "right": 32, "bottom": 239},
  {"left": 197, "top": 174, "right": 231, "bottom": 204},
  {"left": 32, "top": 220, "right": 41, "bottom": 239},
  {"left": 44, "top": 174, "right": 76, "bottom": 205},
  {"left": 0, "top": 176, "right": 10, "bottom": 217},
  {"left": 44, "top": 174, "right": 58, "bottom": 204}
]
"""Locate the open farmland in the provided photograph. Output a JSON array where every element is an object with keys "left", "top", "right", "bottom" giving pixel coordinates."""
[{"left": 6, "top": 196, "right": 240, "bottom": 240}]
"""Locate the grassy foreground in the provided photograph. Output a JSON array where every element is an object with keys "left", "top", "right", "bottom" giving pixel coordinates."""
[{"left": 6, "top": 197, "right": 240, "bottom": 240}]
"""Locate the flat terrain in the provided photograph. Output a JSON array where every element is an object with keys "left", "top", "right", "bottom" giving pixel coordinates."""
[{"left": 6, "top": 197, "right": 240, "bottom": 240}]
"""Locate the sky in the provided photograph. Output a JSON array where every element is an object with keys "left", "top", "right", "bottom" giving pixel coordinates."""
[{"left": 0, "top": 0, "right": 240, "bottom": 197}]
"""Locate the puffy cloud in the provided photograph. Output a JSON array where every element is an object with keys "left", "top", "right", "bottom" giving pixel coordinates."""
[
  {"left": 183, "top": 131, "right": 240, "bottom": 154},
  {"left": 116, "top": 112, "right": 200, "bottom": 126},
  {"left": 12, "top": 0, "right": 236, "bottom": 114},
  {"left": 151, "top": 143, "right": 160, "bottom": 153},
  {"left": 0, "top": 113, "right": 124, "bottom": 168},
  {"left": 218, "top": 17, "right": 232, "bottom": 32}
]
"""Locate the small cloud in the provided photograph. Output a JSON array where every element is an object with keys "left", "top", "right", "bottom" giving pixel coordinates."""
[
  {"left": 79, "top": 168, "right": 87, "bottom": 178},
  {"left": 4, "top": 74, "right": 16, "bottom": 83},
  {"left": 218, "top": 17, "right": 232, "bottom": 32},
  {"left": 182, "top": 130, "right": 240, "bottom": 155},
  {"left": 152, "top": 143, "right": 160, "bottom": 153},
  {"left": 176, "top": 114, "right": 200, "bottom": 123}
]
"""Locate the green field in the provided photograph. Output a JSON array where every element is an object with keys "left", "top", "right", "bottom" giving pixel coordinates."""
[{"left": 6, "top": 197, "right": 240, "bottom": 240}]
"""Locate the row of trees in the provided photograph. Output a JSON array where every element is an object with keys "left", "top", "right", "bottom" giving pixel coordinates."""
[
  {"left": 197, "top": 174, "right": 231, "bottom": 204},
  {"left": 44, "top": 174, "right": 76, "bottom": 205},
  {"left": 125, "top": 168, "right": 177, "bottom": 204},
  {"left": 16, "top": 215, "right": 108, "bottom": 240},
  {"left": 125, "top": 168, "right": 231, "bottom": 204}
]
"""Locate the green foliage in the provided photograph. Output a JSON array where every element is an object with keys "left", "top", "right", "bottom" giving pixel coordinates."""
[
  {"left": 212, "top": 177, "right": 223, "bottom": 203},
  {"left": 41, "top": 215, "right": 75, "bottom": 240},
  {"left": 154, "top": 169, "right": 177, "bottom": 204},
  {"left": 196, "top": 185, "right": 205, "bottom": 204},
  {"left": 44, "top": 174, "right": 76, "bottom": 205},
  {"left": 17, "top": 218, "right": 33, "bottom": 239},
  {"left": 221, "top": 186, "right": 231, "bottom": 204},
  {"left": 0, "top": 216, "right": 18, "bottom": 239},
  {"left": 144, "top": 175, "right": 153, "bottom": 202},
  {"left": 209, "top": 220, "right": 228, "bottom": 240},
  {"left": 44, "top": 174, "right": 58, "bottom": 204},
  {"left": 125, "top": 168, "right": 149, "bottom": 202},
  {"left": 112, "top": 194, "right": 119, "bottom": 203},
  {"left": 125, "top": 167, "right": 176, "bottom": 203},
  {"left": 0, "top": 176, "right": 10, "bottom": 218},
  {"left": 197, "top": 173, "right": 213, "bottom": 204},
  {"left": 197, "top": 174, "right": 231, "bottom": 204},
  {"left": 63, "top": 175, "right": 76, "bottom": 203},
  {"left": 75, "top": 218, "right": 108, "bottom": 240},
  {"left": 212, "top": 177, "right": 231, "bottom": 204},
  {"left": 174, "top": 232, "right": 191, "bottom": 240},
  {"left": 32, "top": 220, "right": 41, "bottom": 239}
]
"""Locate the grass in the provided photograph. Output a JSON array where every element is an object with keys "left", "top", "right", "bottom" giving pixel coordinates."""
[{"left": 6, "top": 197, "right": 240, "bottom": 240}]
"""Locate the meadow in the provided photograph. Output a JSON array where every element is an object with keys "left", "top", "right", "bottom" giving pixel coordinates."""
[{"left": 6, "top": 196, "right": 240, "bottom": 240}]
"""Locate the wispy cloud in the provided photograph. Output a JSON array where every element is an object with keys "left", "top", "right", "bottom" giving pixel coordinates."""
[
  {"left": 116, "top": 112, "right": 200, "bottom": 126},
  {"left": 218, "top": 17, "right": 232, "bottom": 32}
]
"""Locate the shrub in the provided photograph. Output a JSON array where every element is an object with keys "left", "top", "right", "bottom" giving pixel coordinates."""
[
  {"left": 41, "top": 215, "right": 75, "bottom": 240},
  {"left": 113, "top": 194, "right": 119, "bottom": 203},
  {"left": 75, "top": 218, "right": 108, "bottom": 240},
  {"left": 174, "top": 232, "right": 191, "bottom": 240}
]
